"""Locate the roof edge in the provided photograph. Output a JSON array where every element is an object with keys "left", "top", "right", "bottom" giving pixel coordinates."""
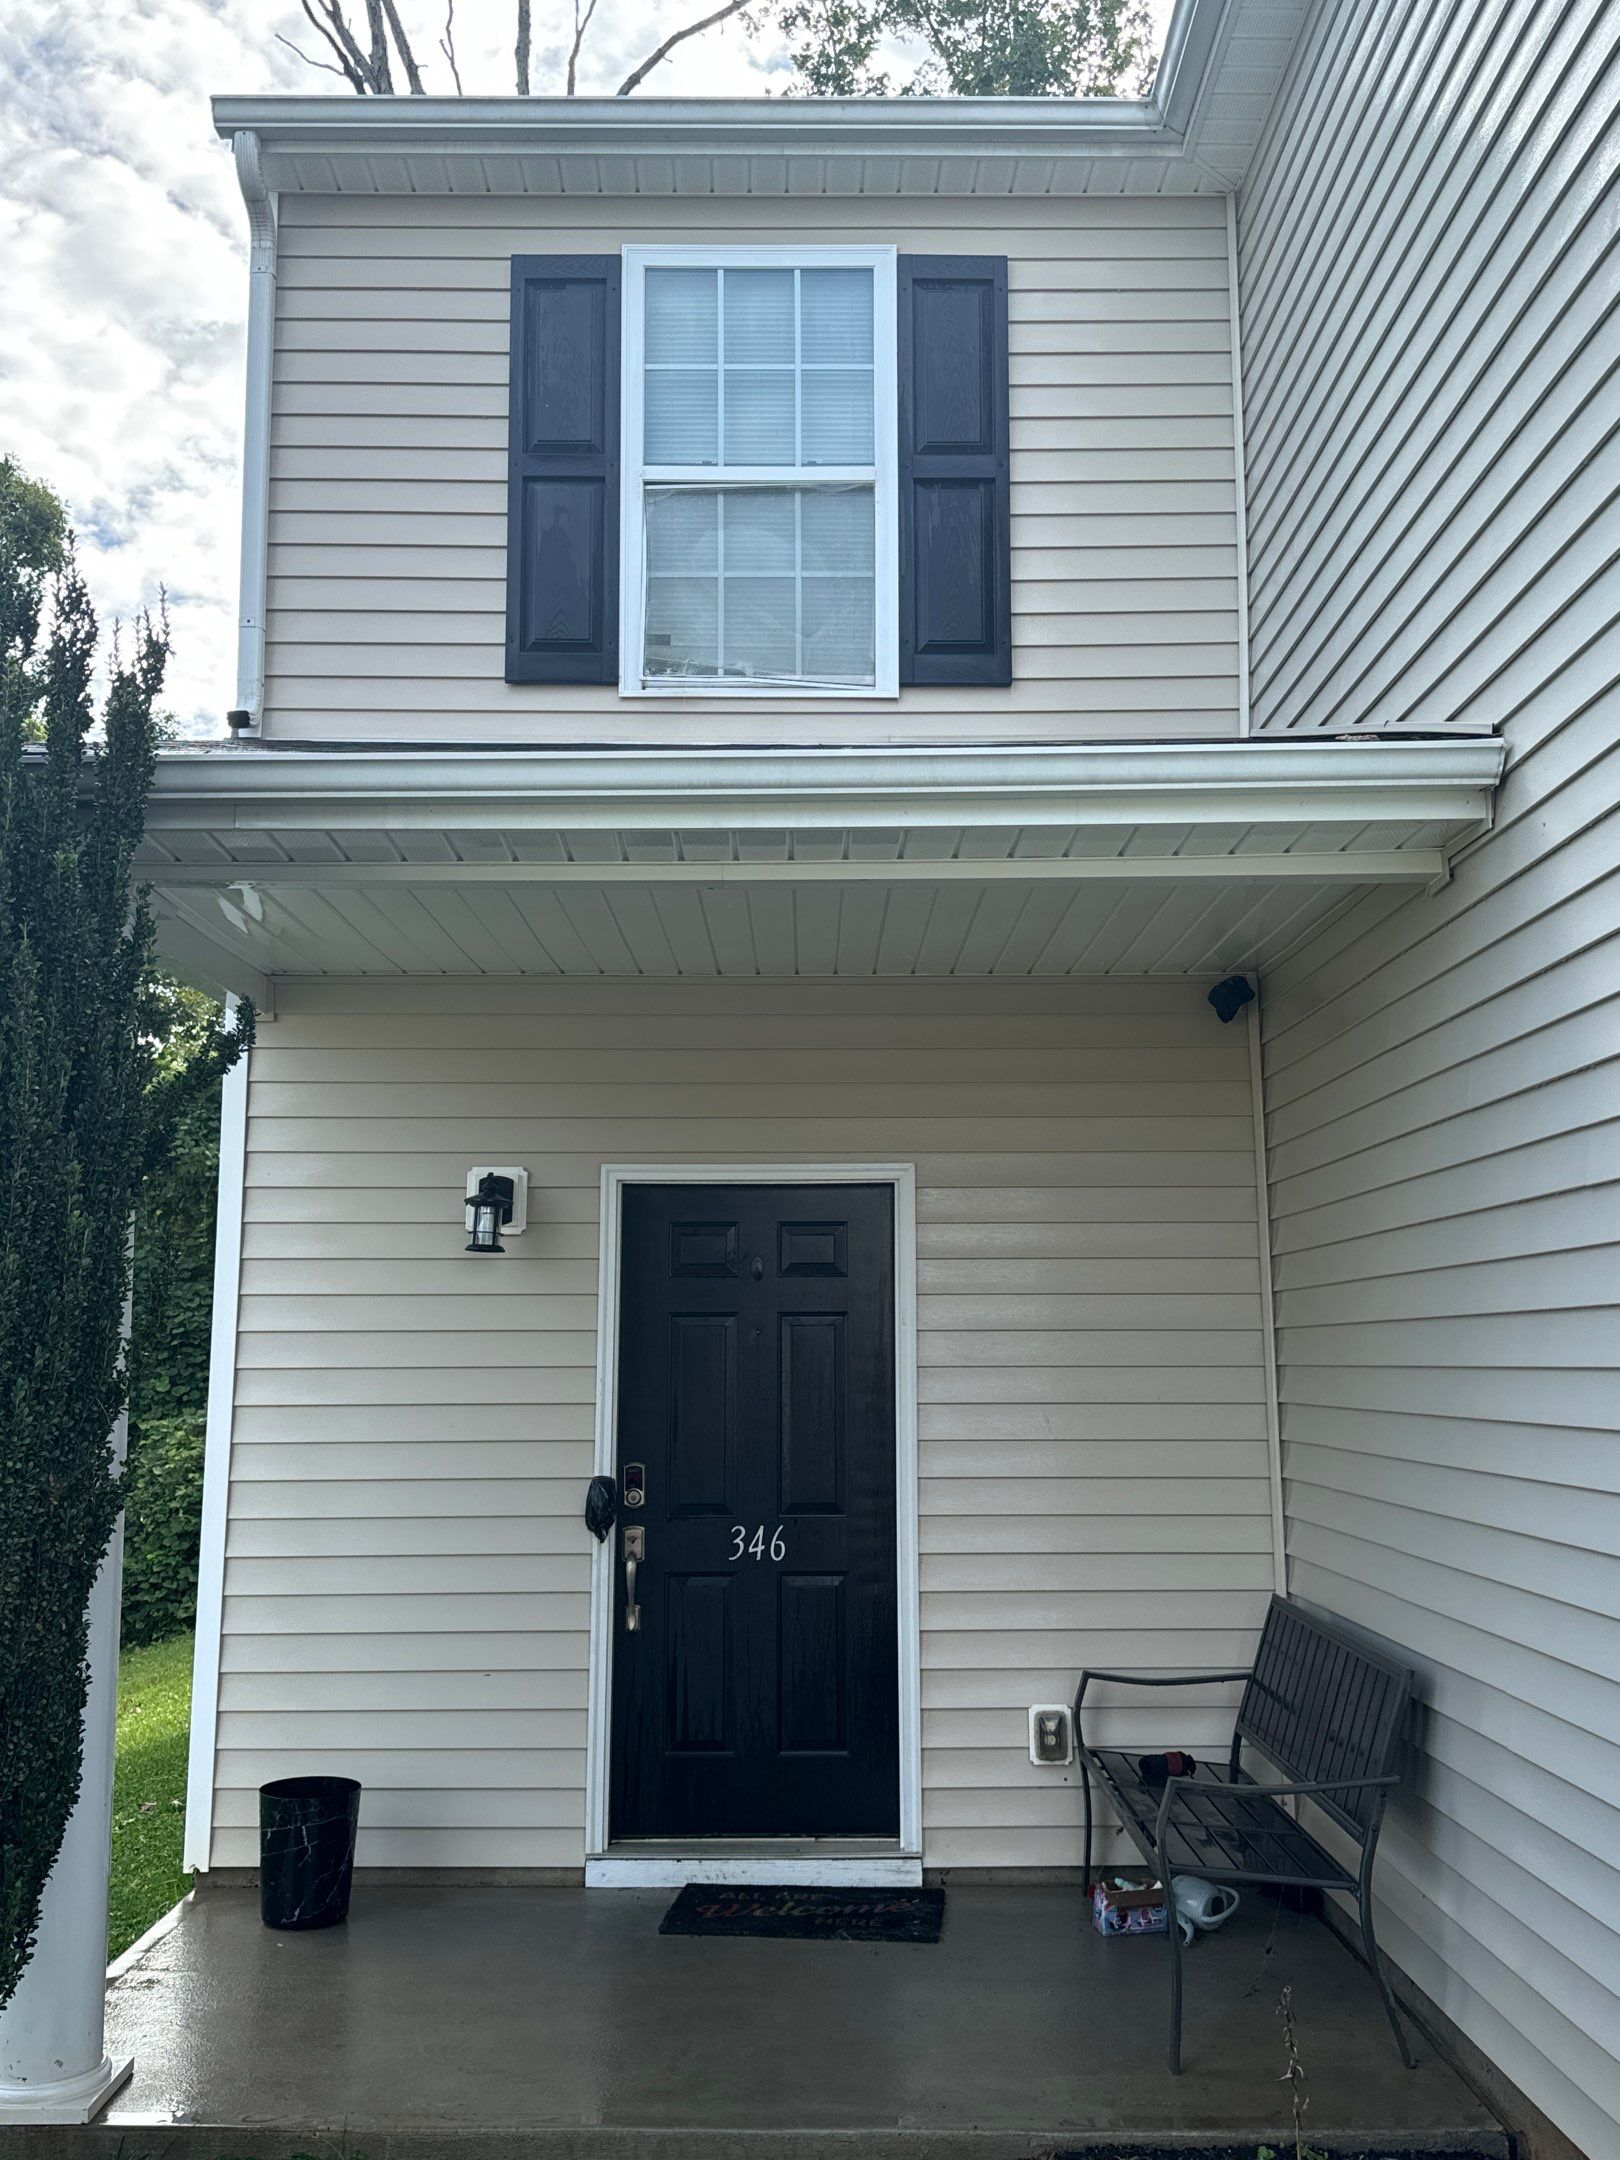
[
  {"left": 210, "top": 91, "right": 1166, "bottom": 163},
  {"left": 144, "top": 736, "right": 1506, "bottom": 824},
  {"left": 208, "top": 0, "right": 1242, "bottom": 177}
]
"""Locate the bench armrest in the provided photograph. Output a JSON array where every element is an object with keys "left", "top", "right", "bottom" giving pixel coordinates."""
[{"left": 1152, "top": 1770, "right": 1402, "bottom": 1847}]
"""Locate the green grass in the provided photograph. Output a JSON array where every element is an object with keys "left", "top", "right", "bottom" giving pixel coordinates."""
[{"left": 109, "top": 1629, "right": 194, "bottom": 1958}]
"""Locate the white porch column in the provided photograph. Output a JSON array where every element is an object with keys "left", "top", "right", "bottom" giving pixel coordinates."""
[{"left": 0, "top": 1428, "right": 133, "bottom": 2122}]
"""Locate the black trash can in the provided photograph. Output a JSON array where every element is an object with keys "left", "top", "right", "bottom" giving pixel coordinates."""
[{"left": 259, "top": 1775, "right": 361, "bottom": 1931}]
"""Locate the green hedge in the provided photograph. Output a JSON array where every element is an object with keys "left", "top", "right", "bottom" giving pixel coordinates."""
[
  {"left": 121, "top": 1412, "right": 205, "bottom": 1649},
  {"left": 120, "top": 985, "right": 224, "bottom": 1651}
]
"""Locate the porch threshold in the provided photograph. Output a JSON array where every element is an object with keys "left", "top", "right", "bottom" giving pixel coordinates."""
[
  {"left": 589, "top": 1840, "right": 921, "bottom": 1887},
  {"left": 18, "top": 1884, "right": 1505, "bottom": 2160}
]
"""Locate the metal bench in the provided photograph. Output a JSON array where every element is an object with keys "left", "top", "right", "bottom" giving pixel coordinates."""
[{"left": 1074, "top": 1594, "right": 1417, "bottom": 2074}]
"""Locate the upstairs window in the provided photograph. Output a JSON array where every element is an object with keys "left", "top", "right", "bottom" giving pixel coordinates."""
[
  {"left": 620, "top": 247, "right": 899, "bottom": 697},
  {"left": 504, "top": 251, "right": 1008, "bottom": 693}
]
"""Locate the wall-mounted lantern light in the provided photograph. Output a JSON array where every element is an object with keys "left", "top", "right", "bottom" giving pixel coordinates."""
[
  {"left": 466, "top": 1174, "right": 511, "bottom": 1254},
  {"left": 464, "top": 1166, "right": 528, "bottom": 1254}
]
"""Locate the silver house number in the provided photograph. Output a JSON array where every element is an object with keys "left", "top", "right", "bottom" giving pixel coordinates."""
[{"left": 729, "top": 1525, "right": 787, "bottom": 1561}]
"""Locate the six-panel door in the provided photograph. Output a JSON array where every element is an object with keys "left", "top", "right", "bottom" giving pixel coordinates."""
[{"left": 609, "top": 1184, "right": 899, "bottom": 1839}]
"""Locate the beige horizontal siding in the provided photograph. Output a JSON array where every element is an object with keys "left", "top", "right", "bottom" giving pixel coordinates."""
[
  {"left": 1237, "top": 0, "right": 1616, "bottom": 739},
  {"left": 263, "top": 193, "right": 1241, "bottom": 744},
  {"left": 1252, "top": 4, "right": 1620, "bottom": 2142},
  {"left": 1242, "top": 0, "right": 1620, "bottom": 2144},
  {"left": 1259, "top": 754, "right": 1620, "bottom": 2151},
  {"left": 211, "top": 976, "right": 1274, "bottom": 1872}
]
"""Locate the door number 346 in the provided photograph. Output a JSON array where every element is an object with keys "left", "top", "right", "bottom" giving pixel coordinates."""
[{"left": 730, "top": 1524, "right": 786, "bottom": 1562}]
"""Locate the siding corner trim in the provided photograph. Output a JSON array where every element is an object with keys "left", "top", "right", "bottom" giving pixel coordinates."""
[{"left": 183, "top": 1006, "right": 251, "bottom": 1874}]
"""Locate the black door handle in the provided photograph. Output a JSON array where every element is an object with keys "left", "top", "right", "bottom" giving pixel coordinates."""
[{"left": 585, "top": 1476, "right": 618, "bottom": 1542}]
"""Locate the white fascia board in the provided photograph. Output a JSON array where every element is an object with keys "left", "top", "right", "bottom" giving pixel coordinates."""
[{"left": 145, "top": 738, "right": 1505, "bottom": 839}]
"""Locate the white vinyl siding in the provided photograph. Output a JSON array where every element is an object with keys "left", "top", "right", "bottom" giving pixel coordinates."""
[
  {"left": 208, "top": 977, "right": 1274, "bottom": 1872},
  {"left": 1261, "top": 738, "right": 1620, "bottom": 2160},
  {"left": 1240, "top": 0, "right": 1620, "bottom": 2148},
  {"left": 264, "top": 193, "right": 1241, "bottom": 744},
  {"left": 1237, "top": 0, "right": 1614, "bottom": 739}
]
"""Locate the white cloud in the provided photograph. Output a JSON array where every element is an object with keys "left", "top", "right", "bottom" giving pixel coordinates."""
[
  {"left": 1, "top": 0, "right": 1174, "bottom": 737},
  {"left": 0, "top": 0, "right": 307, "bottom": 733}
]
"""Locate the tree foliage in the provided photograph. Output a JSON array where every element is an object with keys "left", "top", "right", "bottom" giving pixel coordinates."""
[
  {"left": 281, "top": 0, "right": 1155, "bottom": 98},
  {"left": 0, "top": 460, "right": 66, "bottom": 746},
  {"left": 282, "top": 0, "right": 754, "bottom": 97},
  {"left": 123, "top": 977, "right": 229, "bottom": 1646},
  {"left": 130, "top": 979, "right": 228, "bottom": 1425},
  {"left": 779, "top": 0, "right": 1156, "bottom": 94},
  {"left": 0, "top": 464, "right": 252, "bottom": 2013},
  {"left": 120, "top": 1414, "right": 208, "bottom": 1650}
]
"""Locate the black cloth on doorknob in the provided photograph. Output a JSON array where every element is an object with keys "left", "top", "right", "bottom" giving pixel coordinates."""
[{"left": 584, "top": 1476, "right": 618, "bottom": 1542}]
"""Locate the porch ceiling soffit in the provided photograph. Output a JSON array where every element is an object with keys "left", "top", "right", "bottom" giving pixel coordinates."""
[
  {"left": 209, "top": 0, "right": 1314, "bottom": 200},
  {"left": 139, "top": 739, "right": 1503, "bottom": 997}
]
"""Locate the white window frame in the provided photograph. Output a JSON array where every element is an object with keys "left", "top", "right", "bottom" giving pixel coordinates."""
[{"left": 618, "top": 243, "right": 900, "bottom": 700}]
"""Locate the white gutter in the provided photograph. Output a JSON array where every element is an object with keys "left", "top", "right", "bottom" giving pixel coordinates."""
[
  {"left": 230, "top": 132, "right": 276, "bottom": 729},
  {"left": 143, "top": 737, "right": 1506, "bottom": 833},
  {"left": 211, "top": 91, "right": 1163, "bottom": 161}
]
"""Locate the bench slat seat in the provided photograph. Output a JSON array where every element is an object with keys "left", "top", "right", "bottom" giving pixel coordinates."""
[{"left": 1087, "top": 1749, "right": 1356, "bottom": 1890}]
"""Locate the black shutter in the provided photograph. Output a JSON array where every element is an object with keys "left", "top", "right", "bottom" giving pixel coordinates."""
[
  {"left": 897, "top": 256, "right": 1011, "bottom": 687},
  {"left": 506, "top": 256, "right": 620, "bottom": 685}
]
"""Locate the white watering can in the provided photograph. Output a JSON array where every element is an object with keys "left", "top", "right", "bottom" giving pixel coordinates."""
[{"left": 1172, "top": 1876, "right": 1241, "bottom": 1945}]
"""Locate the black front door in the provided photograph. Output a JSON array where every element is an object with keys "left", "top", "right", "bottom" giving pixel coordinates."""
[{"left": 609, "top": 1183, "right": 898, "bottom": 1840}]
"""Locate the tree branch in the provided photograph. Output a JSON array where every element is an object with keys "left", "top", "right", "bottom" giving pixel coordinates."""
[
  {"left": 515, "top": 0, "right": 532, "bottom": 92},
  {"left": 276, "top": 29, "right": 364, "bottom": 86},
  {"left": 293, "top": 0, "right": 372, "bottom": 90},
  {"left": 566, "top": 0, "right": 601, "bottom": 94},
  {"left": 440, "top": 0, "right": 464, "bottom": 91},
  {"left": 617, "top": 0, "right": 751, "bottom": 94},
  {"left": 380, "top": 0, "right": 427, "bottom": 91},
  {"left": 362, "top": 0, "right": 396, "bottom": 90}
]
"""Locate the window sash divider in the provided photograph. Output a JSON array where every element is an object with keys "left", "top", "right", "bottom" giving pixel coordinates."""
[{"left": 643, "top": 468, "right": 878, "bottom": 487}]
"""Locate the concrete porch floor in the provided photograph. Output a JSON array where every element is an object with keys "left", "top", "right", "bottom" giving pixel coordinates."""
[{"left": 66, "top": 1884, "right": 1505, "bottom": 2159}]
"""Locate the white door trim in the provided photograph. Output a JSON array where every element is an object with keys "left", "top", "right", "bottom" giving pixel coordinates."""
[{"left": 586, "top": 1163, "right": 921, "bottom": 1870}]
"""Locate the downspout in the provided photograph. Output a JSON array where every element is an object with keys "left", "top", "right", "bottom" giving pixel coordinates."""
[
  {"left": 1247, "top": 989, "right": 1288, "bottom": 1597},
  {"left": 231, "top": 132, "right": 277, "bottom": 733},
  {"left": 1226, "top": 192, "right": 1253, "bottom": 738}
]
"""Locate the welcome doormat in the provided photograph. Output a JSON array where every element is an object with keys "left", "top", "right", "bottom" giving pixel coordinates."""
[{"left": 659, "top": 1884, "right": 945, "bottom": 1943}]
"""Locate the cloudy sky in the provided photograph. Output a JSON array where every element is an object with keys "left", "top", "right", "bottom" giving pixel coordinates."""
[{"left": 0, "top": 0, "right": 1172, "bottom": 737}]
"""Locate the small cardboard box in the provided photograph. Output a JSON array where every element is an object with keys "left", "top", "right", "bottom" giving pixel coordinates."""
[{"left": 1092, "top": 1876, "right": 1169, "bottom": 1936}]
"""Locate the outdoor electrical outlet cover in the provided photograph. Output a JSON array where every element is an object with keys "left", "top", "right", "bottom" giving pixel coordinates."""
[
  {"left": 1029, "top": 1704, "right": 1075, "bottom": 1766},
  {"left": 465, "top": 1165, "right": 529, "bottom": 1237}
]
